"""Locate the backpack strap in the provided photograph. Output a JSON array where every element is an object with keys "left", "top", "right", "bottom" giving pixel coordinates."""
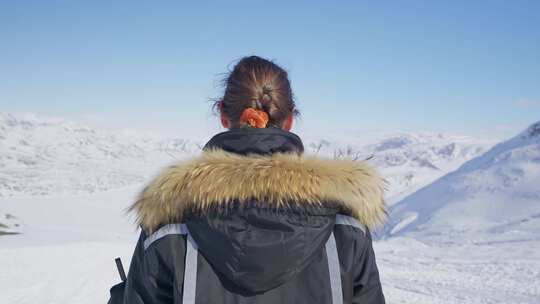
[
  {"left": 183, "top": 227, "right": 198, "bottom": 304},
  {"left": 326, "top": 214, "right": 366, "bottom": 304},
  {"left": 143, "top": 223, "right": 189, "bottom": 250},
  {"left": 325, "top": 230, "right": 344, "bottom": 304},
  {"left": 336, "top": 214, "right": 366, "bottom": 235},
  {"left": 142, "top": 224, "right": 199, "bottom": 304}
]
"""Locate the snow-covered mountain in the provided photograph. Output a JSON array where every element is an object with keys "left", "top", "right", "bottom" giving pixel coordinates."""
[
  {"left": 384, "top": 121, "right": 540, "bottom": 243},
  {"left": 1, "top": 112, "right": 494, "bottom": 199},
  {"left": 306, "top": 132, "right": 494, "bottom": 204},
  {"left": 0, "top": 113, "right": 203, "bottom": 197}
]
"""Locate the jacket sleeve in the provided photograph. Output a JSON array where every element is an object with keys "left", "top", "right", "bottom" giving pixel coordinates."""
[
  {"left": 352, "top": 229, "right": 385, "bottom": 304},
  {"left": 122, "top": 230, "right": 186, "bottom": 304}
]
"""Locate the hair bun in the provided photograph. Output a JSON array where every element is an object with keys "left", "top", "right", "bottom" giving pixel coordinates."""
[{"left": 261, "top": 86, "right": 273, "bottom": 103}]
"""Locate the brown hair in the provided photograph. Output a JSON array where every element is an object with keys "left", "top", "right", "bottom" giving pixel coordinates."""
[{"left": 215, "top": 56, "right": 298, "bottom": 129}]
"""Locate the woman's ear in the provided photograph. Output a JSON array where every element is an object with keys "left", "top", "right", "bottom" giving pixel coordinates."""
[
  {"left": 220, "top": 112, "right": 230, "bottom": 129},
  {"left": 219, "top": 101, "right": 230, "bottom": 129},
  {"left": 283, "top": 114, "right": 293, "bottom": 131}
]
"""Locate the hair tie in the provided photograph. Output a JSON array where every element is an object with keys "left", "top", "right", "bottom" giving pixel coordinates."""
[{"left": 240, "top": 108, "right": 269, "bottom": 128}]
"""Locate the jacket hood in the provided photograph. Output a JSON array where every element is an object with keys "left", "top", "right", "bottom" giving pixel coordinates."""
[{"left": 129, "top": 128, "right": 386, "bottom": 293}]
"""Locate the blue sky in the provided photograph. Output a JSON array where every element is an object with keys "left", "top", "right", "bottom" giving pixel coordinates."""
[{"left": 1, "top": 1, "right": 539, "bottom": 140}]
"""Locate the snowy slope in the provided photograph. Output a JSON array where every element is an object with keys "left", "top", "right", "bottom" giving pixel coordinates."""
[{"left": 385, "top": 121, "right": 540, "bottom": 243}]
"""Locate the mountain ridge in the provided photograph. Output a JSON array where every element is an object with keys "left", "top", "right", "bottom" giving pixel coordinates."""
[{"left": 384, "top": 120, "right": 540, "bottom": 243}]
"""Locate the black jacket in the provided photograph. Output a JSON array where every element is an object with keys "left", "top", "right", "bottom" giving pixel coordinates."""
[{"left": 109, "top": 128, "right": 386, "bottom": 304}]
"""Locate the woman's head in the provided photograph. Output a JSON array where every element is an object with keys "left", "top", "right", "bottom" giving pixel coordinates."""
[{"left": 216, "top": 56, "right": 298, "bottom": 130}]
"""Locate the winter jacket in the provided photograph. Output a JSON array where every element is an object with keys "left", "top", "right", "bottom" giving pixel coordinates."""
[{"left": 108, "top": 127, "right": 387, "bottom": 304}]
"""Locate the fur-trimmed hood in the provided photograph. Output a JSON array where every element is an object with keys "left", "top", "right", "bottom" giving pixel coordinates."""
[{"left": 130, "top": 148, "right": 387, "bottom": 233}]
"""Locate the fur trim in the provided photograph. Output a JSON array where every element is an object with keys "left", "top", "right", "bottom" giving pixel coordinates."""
[{"left": 130, "top": 149, "right": 387, "bottom": 233}]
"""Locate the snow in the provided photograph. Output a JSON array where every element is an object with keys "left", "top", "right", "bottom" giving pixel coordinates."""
[
  {"left": 0, "top": 187, "right": 138, "bottom": 247},
  {"left": 0, "top": 242, "right": 134, "bottom": 304},
  {"left": 2, "top": 112, "right": 538, "bottom": 303},
  {"left": 384, "top": 121, "right": 540, "bottom": 244},
  {"left": 375, "top": 237, "right": 540, "bottom": 303},
  {"left": 375, "top": 121, "right": 540, "bottom": 302},
  {"left": 0, "top": 112, "right": 202, "bottom": 197},
  {"left": 0, "top": 188, "right": 138, "bottom": 304},
  {"left": 389, "top": 212, "right": 418, "bottom": 235}
]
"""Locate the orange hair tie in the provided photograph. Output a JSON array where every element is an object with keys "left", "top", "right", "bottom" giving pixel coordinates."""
[{"left": 240, "top": 108, "right": 269, "bottom": 128}]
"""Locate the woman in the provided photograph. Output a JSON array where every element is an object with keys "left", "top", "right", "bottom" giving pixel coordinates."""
[{"left": 113, "top": 56, "right": 386, "bottom": 304}]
